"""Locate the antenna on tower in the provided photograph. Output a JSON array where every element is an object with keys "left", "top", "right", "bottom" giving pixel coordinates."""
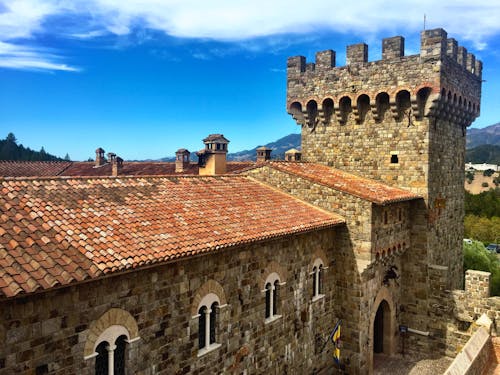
[{"left": 424, "top": 14, "right": 426, "bottom": 30}]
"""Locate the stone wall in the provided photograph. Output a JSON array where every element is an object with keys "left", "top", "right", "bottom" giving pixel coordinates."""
[
  {"left": 247, "top": 166, "right": 411, "bottom": 373},
  {"left": 285, "top": 29, "right": 483, "bottom": 361},
  {"left": 0, "top": 229, "right": 347, "bottom": 375}
]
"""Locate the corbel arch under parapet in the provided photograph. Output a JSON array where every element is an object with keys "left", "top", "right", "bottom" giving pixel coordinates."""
[
  {"left": 83, "top": 308, "right": 139, "bottom": 358},
  {"left": 191, "top": 279, "right": 227, "bottom": 316},
  {"left": 322, "top": 98, "right": 334, "bottom": 125},
  {"left": 288, "top": 101, "right": 305, "bottom": 126}
]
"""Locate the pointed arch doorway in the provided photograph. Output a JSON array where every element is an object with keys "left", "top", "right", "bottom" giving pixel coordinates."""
[
  {"left": 373, "top": 300, "right": 390, "bottom": 354},
  {"left": 369, "top": 287, "right": 396, "bottom": 374}
]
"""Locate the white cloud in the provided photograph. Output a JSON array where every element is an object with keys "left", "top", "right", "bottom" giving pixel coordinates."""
[
  {"left": 0, "top": 0, "right": 499, "bottom": 71},
  {"left": 0, "top": 41, "right": 80, "bottom": 72}
]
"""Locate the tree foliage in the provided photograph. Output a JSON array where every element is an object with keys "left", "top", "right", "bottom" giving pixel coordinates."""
[
  {"left": 464, "top": 189, "right": 500, "bottom": 218},
  {"left": 463, "top": 241, "right": 500, "bottom": 296},
  {"left": 0, "top": 133, "right": 63, "bottom": 161}
]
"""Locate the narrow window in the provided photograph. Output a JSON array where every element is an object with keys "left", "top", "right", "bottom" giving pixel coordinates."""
[
  {"left": 390, "top": 154, "right": 399, "bottom": 164},
  {"left": 384, "top": 211, "right": 388, "bottom": 225},
  {"left": 114, "top": 336, "right": 127, "bottom": 375},
  {"left": 209, "top": 302, "right": 218, "bottom": 345},
  {"left": 273, "top": 280, "right": 279, "bottom": 316},
  {"left": 318, "top": 265, "right": 323, "bottom": 295},
  {"left": 265, "top": 282, "right": 272, "bottom": 319},
  {"left": 198, "top": 306, "right": 207, "bottom": 349},
  {"left": 312, "top": 266, "right": 317, "bottom": 297},
  {"left": 95, "top": 341, "right": 109, "bottom": 375}
]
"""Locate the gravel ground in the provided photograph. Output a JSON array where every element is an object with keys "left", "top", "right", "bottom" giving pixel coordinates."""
[{"left": 373, "top": 354, "right": 452, "bottom": 375}]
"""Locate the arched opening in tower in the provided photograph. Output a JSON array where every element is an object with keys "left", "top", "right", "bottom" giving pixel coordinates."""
[{"left": 373, "top": 300, "right": 391, "bottom": 354}]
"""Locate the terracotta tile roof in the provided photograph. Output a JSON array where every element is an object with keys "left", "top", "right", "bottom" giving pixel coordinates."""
[
  {"left": 0, "top": 161, "right": 72, "bottom": 177},
  {"left": 0, "top": 161, "right": 255, "bottom": 177},
  {"left": 266, "top": 161, "right": 420, "bottom": 204},
  {"left": 0, "top": 175, "right": 343, "bottom": 298}
]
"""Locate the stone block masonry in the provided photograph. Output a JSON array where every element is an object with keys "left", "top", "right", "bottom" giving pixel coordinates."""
[
  {"left": 0, "top": 229, "right": 345, "bottom": 374},
  {"left": 285, "top": 28, "right": 483, "bottom": 363}
]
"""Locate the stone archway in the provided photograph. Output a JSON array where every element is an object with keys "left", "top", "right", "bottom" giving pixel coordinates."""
[
  {"left": 373, "top": 300, "right": 391, "bottom": 354},
  {"left": 368, "top": 287, "right": 397, "bottom": 374}
]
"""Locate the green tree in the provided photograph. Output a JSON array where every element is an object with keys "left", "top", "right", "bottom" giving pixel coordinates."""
[
  {"left": 464, "top": 241, "right": 500, "bottom": 296},
  {"left": 64, "top": 153, "right": 71, "bottom": 161},
  {"left": 483, "top": 169, "right": 495, "bottom": 177}
]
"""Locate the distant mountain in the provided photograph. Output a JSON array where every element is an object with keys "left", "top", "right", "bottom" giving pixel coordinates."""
[
  {"left": 465, "top": 144, "right": 500, "bottom": 165},
  {"left": 228, "top": 133, "right": 301, "bottom": 161},
  {"left": 0, "top": 133, "right": 64, "bottom": 161},
  {"left": 159, "top": 133, "right": 301, "bottom": 162},
  {"left": 467, "top": 123, "right": 500, "bottom": 149}
]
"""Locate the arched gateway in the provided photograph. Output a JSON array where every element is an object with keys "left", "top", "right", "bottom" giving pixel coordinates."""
[{"left": 369, "top": 287, "right": 397, "bottom": 374}]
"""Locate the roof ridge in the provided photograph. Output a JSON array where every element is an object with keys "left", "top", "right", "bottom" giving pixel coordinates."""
[{"left": 266, "top": 161, "right": 420, "bottom": 205}]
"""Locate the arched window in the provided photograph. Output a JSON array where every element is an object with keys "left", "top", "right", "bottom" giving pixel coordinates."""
[
  {"left": 93, "top": 326, "right": 130, "bottom": 375},
  {"left": 196, "top": 293, "right": 221, "bottom": 354},
  {"left": 311, "top": 258, "right": 326, "bottom": 300},
  {"left": 263, "top": 272, "right": 283, "bottom": 322}
]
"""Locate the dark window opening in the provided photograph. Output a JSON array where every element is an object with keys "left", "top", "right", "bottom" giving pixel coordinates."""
[
  {"left": 95, "top": 341, "right": 109, "bottom": 375},
  {"left": 390, "top": 154, "right": 398, "bottom": 164},
  {"left": 273, "top": 280, "right": 279, "bottom": 315},
  {"left": 198, "top": 306, "right": 207, "bottom": 349},
  {"left": 312, "top": 266, "right": 317, "bottom": 297},
  {"left": 318, "top": 265, "right": 323, "bottom": 295},
  {"left": 265, "top": 283, "right": 271, "bottom": 319},
  {"left": 114, "top": 335, "right": 127, "bottom": 375},
  {"left": 209, "top": 302, "right": 218, "bottom": 345}
]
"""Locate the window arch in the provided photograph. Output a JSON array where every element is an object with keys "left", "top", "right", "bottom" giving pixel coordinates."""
[
  {"left": 84, "top": 308, "right": 140, "bottom": 375},
  {"left": 311, "top": 258, "right": 325, "bottom": 300},
  {"left": 93, "top": 326, "right": 130, "bottom": 375},
  {"left": 263, "top": 272, "right": 283, "bottom": 322},
  {"left": 196, "top": 293, "right": 221, "bottom": 353}
]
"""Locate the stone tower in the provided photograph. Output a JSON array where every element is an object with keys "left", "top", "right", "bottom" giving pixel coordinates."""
[{"left": 286, "top": 28, "right": 482, "bottom": 355}]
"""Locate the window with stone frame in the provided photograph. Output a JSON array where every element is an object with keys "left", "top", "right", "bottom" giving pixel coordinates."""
[
  {"left": 196, "top": 293, "right": 221, "bottom": 355},
  {"left": 93, "top": 328, "right": 129, "bottom": 375},
  {"left": 263, "top": 272, "right": 283, "bottom": 322},
  {"left": 311, "top": 258, "right": 325, "bottom": 300}
]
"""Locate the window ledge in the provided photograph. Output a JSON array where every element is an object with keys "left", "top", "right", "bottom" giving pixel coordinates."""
[
  {"left": 265, "top": 315, "right": 282, "bottom": 325},
  {"left": 197, "top": 343, "right": 221, "bottom": 358},
  {"left": 312, "top": 294, "right": 325, "bottom": 303}
]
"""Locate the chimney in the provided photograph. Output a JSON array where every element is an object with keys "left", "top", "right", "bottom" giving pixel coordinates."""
[
  {"left": 111, "top": 156, "right": 123, "bottom": 177},
  {"left": 256, "top": 146, "right": 272, "bottom": 163},
  {"left": 175, "top": 148, "right": 191, "bottom": 173},
  {"left": 197, "top": 134, "right": 229, "bottom": 175},
  {"left": 95, "top": 147, "right": 106, "bottom": 167},
  {"left": 285, "top": 148, "right": 302, "bottom": 161}
]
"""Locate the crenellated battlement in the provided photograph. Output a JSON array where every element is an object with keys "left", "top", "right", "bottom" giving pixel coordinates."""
[
  {"left": 287, "top": 28, "right": 481, "bottom": 78},
  {"left": 287, "top": 28, "right": 482, "bottom": 132}
]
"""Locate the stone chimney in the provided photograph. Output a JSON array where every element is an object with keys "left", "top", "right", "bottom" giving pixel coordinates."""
[
  {"left": 111, "top": 156, "right": 123, "bottom": 177},
  {"left": 285, "top": 148, "right": 302, "bottom": 161},
  {"left": 107, "top": 152, "right": 116, "bottom": 164},
  {"left": 197, "top": 134, "right": 229, "bottom": 176},
  {"left": 256, "top": 146, "right": 272, "bottom": 163},
  {"left": 95, "top": 147, "right": 106, "bottom": 167},
  {"left": 175, "top": 149, "right": 191, "bottom": 173}
]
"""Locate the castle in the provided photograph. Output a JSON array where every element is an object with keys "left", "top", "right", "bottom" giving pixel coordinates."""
[{"left": 0, "top": 28, "right": 499, "bottom": 375}]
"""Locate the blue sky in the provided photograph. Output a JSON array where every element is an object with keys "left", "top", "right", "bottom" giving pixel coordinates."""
[{"left": 0, "top": 1, "right": 499, "bottom": 161}]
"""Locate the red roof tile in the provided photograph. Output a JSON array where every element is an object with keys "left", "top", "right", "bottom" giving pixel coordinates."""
[
  {"left": 0, "top": 161, "right": 72, "bottom": 177},
  {"left": 0, "top": 161, "right": 255, "bottom": 177},
  {"left": 265, "top": 161, "right": 420, "bottom": 204},
  {"left": 0, "top": 175, "right": 343, "bottom": 298}
]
